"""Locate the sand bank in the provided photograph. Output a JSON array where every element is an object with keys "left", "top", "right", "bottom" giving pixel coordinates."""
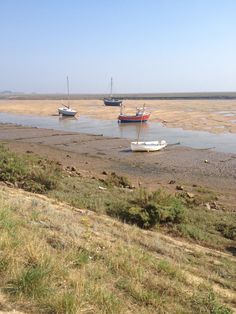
[{"left": 0, "top": 99, "right": 236, "bottom": 133}]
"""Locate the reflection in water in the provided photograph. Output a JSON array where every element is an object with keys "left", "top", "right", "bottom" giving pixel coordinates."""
[
  {"left": 118, "top": 122, "right": 149, "bottom": 139},
  {"left": 0, "top": 112, "right": 235, "bottom": 153}
]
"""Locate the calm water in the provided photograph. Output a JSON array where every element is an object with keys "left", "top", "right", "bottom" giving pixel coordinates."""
[{"left": 0, "top": 112, "right": 236, "bottom": 154}]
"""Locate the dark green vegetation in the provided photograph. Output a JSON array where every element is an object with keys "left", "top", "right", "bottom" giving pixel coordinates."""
[{"left": 0, "top": 144, "right": 235, "bottom": 250}]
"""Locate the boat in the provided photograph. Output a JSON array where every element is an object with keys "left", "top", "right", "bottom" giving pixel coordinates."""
[
  {"left": 130, "top": 106, "right": 167, "bottom": 152},
  {"left": 104, "top": 77, "right": 122, "bottom": 106},
  {"left": 58, "top": 77, "right": 77, "bottom": 117},
  {"left": 131, "top": 140, "right": 167, "bottom": 152},
  {"left": 118, "top": 105, "right": 150, "bottom": 123}
]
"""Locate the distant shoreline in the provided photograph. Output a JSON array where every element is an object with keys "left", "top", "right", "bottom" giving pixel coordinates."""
[{"left": 1, "top": 92, "right": 236, "bottom": 100}]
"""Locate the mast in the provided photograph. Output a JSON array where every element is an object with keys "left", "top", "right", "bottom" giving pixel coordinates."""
[
  {"left": 136, "top": 104, "right": 145, "bottom": 143},
  {"left": 110, "top": 77, "right": 113, "bottom": 98},
  {"left": 67, "top": 76, "right": 70, "bottom": 108}
]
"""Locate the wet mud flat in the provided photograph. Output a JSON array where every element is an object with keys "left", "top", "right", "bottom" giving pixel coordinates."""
[{"left": 0, "top": 123, "right": 235, "bottom": 211}]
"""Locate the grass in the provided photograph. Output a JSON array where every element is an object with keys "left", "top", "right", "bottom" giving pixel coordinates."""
[
  {"left": 0, "top": 144, "right": 235, "bottom": 251},
  {"left": 0, "top": 185, "right": 234, "bottom": 313}
]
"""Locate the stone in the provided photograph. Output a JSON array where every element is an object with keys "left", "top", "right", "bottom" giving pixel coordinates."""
[
  {"left": 176, "top": 185, "right": 184, "bottom": 191},
  {"left": 169, "top": 180, "right": 176, "bottom": 184},
  {"left": 102, "top": 170, "right": 108, "bottom": 175},
  {"left": 205, "top": 203, "right": 211, "bottom": 210},
  {"left": 99, "top": 186, "right": 107, "bottom": 190},
  {"left": 187, "top": 192, "right": 195, "bottom": 198}
]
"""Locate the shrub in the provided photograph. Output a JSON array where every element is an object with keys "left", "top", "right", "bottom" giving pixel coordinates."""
[
  {"left": 216, "top": 223, "right": 236, "bottom": 240},
  {"left": 107, "top": 189, "right": 186, "bottom": 229},
  {"left": 104, "top": 172, "right": 131, "bottom": 188}
]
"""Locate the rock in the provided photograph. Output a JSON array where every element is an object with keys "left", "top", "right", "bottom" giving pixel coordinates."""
[
  {"left": 102, "top": 170, "right": 108, "bottom": 175},
  {"left": 169, "top": 180, "right": 176, "bottom": 184},
  {"left": 26, "top": 150, "right": 33, "bottom": 154},
  {"left": 187, "top": 192, "right": 195, "bottom": 198},
  {"left": 5, "top": 181, "right": 14, "bottom": 188},
  {"left": 176, "top": 185, "right": 184, "bottom": 191},
  {"left": 209, "top": 201, "right": 217, "bottom": 209},
  {"left": 192, "top": 184, "right": 197, "bottom": 187},
  {"left": 66, "top": 154, "right": 71, "bottom": 158},
  {"left": 205, "top": 203, "right": 211, "bottom": 210},
  {"left": 71, "top": 166, "right": 76, "bottom": 172},
  {"left": 99, "top": 186, "right": 107, "bottom": 190},
  {"left": 204, "top": 159, "right": 209, "bottom": 163}
]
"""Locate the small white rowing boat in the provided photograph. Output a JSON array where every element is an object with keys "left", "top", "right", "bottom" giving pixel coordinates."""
[{"left": 131, "top": 140, "right": 167, "bottom": 152}]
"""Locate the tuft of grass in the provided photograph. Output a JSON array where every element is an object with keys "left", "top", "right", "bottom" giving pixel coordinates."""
[
  {"left": 6, "top": 263, "right": 53, "bottom": 299},
  {"left": 190, "top": 287, "right": 233, "bottom": 314}
]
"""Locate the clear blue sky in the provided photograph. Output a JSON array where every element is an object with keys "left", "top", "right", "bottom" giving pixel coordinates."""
[{"left": 0, "top": 0, "right": 236, "bottom": 93}]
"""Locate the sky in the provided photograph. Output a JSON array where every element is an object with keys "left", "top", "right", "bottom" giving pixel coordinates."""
[{"left": 0, "top": 0, "right": 236, "bottom": 94}]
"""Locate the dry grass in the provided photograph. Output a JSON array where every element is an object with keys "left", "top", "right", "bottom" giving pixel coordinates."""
[{"left": 0, "top": 186, "right": 235, "bottom": 313}]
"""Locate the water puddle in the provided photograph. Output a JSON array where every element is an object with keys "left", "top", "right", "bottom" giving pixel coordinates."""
[
  {"left": 0, "top": 112, "right": 236, "bottom": 154},
  {"left": 216, "top": 111, "right": 236, "bottom": 117}
]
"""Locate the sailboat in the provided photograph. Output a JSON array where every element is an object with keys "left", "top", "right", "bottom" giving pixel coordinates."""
[
  {"left": 130, "top": 106, "right": 167, "bottom": 152},
  {"left": 58, "top": 77, "right": 77, "bottom": 116},
  {"left": 103, "top": 77, "right": 122, "bottom": 106}
]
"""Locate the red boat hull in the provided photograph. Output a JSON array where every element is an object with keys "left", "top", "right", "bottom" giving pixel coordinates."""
[{"left": 118, "top": 113, "right": 150, "bottom": 123}]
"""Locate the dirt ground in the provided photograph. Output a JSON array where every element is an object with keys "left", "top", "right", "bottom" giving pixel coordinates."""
[
  {"left": 0, "top": 99, "right": 236, "bottom": 133},
  {"left": 0, "top": 124, "right": 235, "bottom": 212}
]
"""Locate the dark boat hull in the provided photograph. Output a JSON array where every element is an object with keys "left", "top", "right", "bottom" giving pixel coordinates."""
[{"left": 104, "top": 98, "right": 122, "bottom": 106}]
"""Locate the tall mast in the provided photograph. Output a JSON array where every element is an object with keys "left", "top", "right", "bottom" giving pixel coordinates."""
[
  {"left": 110, "top": 77, "right": 113, "bottom": 98},
  {"left": 67, "top": 76, "right": 70, "bottom": 108}
]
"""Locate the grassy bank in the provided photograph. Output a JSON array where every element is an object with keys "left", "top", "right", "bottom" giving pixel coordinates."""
[
  {"left": 0, "top": 144, "right": 235, "bottom": 251},
  {"left": 0, "top": 186, "right": 235, "bottom": 313}
]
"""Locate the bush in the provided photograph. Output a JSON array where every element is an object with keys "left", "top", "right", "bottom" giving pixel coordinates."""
[
  {"left": 107, "top": 189, "right": 186, "bottom": 229},
  {"left": 104, "top": 172, "right": 131, "bottom": 188},
  {"left": 216, "top": 223, "right": 236, "bottom": 240}
]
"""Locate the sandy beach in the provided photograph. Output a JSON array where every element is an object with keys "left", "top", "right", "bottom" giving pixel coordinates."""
[{"left": 0, "top": 99, "right": 236, "bottom": 134}]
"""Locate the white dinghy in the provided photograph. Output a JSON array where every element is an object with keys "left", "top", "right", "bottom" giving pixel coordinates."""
[
  {"left": 130, "top": 109, "right": 167, "bottom": 152},
  {"left": 131, "top": 140, "right": 167, "bottom": 152}
]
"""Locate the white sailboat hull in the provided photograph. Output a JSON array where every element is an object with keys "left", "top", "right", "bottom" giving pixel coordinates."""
[
  {"left": 131, "top": 140, "right": 167, "bottom": 152},
  {"left": 58, "top": 107, "right": 77, "bottom": 116}
]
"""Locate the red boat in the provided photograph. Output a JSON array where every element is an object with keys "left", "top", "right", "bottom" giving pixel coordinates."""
[{"left": 118, "top": 106, "right": 150, "bottom": 123}]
